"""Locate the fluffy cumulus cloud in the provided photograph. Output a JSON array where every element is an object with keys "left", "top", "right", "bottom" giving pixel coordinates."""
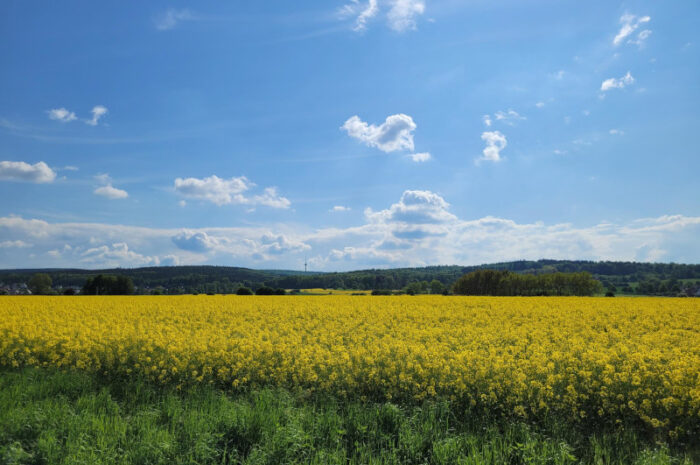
[
  {"left": 601, "top": 71, "right": 634, "bottom": 92},
  {"left": 173, "top": 175, "right": 289, "bottom": 209},
  {"left": 614, "top": 14, "right": 651, "bottom": 47},
  {"left": 93, "top": 174, "right": 128, "bottom": 199},
  {"left": 47, "top": 108, "right": 77, "bottom": 123},
  {"left": 331, "top": 205, "right": 351, "bottom": 212},
  {"left": 80, "top": 242, "right": 160, "bottom": 267},
  {"left": 340, "top": 0, "right": 425, "bottom": 32},
  {"left": 94, "top": 185, "right": 128, "bottom": 199},
  {"left": 0, "top": 161, "right": 56, "bottom": 183},
  {"left": 341, "top": 114, "right": 417, "bottom": 153},
  {"left": 478, "top": 131, "right": 507, "bottom": 163},
  {"left": 260, "top": 233, "right": 310, "bottom": 255},
  {"left": 85, "top": 105, "right": 108, "bottom": 126},
  {"left": 1, "top": 192, "right": 700, "bottom": 269},
  {"left": 172, "top": 230, "right": 219, "bottom": 252}
]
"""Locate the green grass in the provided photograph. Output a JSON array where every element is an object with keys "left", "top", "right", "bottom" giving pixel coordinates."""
[{"left": 0, "top": 368, "right": 696, "bottom": 465}]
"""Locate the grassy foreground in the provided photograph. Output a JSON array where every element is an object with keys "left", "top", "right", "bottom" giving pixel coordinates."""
[{"left": 0, "top": 368, "right": 696, "bottom": 465}]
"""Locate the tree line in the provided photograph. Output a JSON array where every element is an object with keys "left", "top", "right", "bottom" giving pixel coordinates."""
[
  {"left": 3, "top": 260, "right": 699, "bottom": 296},
  {"left": 452, "top": 270, "right": 602, "bottom": 296}
]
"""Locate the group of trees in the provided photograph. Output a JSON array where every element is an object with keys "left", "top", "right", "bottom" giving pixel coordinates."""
[
  {"left": 452, "top": 270, "right": 602, "bottom": 296},
  {"left": 82, "top": 275, "right": 135, "bottom": 295},
  {"left": 28, "top": 273, "right": 53, "bottom": 295}
]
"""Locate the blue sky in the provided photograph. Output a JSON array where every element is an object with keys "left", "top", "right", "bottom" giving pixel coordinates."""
[{"left": 1, "top": 0, "right": 698, "bottom": 270}]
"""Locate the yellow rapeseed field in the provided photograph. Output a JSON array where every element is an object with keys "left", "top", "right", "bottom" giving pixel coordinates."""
[{"left": 1, "top": 296, "right": 698, "bottom": 437}]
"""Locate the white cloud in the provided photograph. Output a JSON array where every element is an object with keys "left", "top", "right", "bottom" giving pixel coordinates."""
[
  {"left": 172, "top": 230, "right": 219, "bottom": 253},
  {"left": 47, "top": 108, "right": 77, "bottom": 123},
  {"left": 339, "top": 0, "right": 379, "bottom": 32},
  {"left": 155, "top": 9, "right": 195, "bottom": 31},
  {"left": 478, "top": 131, "right": 507, "bottom": 163},
  {"left": 341, "top": 114, "right": 417, "bottom": 153},
  {"left": 629, "top": 29, "right": 652, "bottom": 48},
  {"left": 535, "top": 102, "right": 545, "bottom": 108},
  {"left": 387, "top": 0, "right": 425, "bottom": 32},
  {"left": 609, "top": 129, "right": 624, "bottom": 135},
  {"left": 81, "top": 242, "right": 159, "bottom": 267},
  {"left": 85, "top": 105, "right": 108, "bottom": 126},
  {"left": 331, "top": 205, "right": 351, "bottom": 212},
  {"left": 94, "top": 184, "right": 128, "bottom": 199},
  {"left": 260, "top": 233, "right": 310, "bottom": 255},
  {"left": 601, "top": 71, "right": 634, "bottom": 92},
  {"left": 173, "top": 175, "right": 290, "bottom": 208},
  {"left": 494, "top": 109, "right": 526, "bottom": 125},
  {"left": 93, "top": 173, "right": 128, "bottom": 199},
  {"left": 174, "top": 175, "right": 251, "bottom": 206},
  {"left": 482, "top": 114, "right": 492, "bottom": 127},
  {"left": 0, "top": 240, "right": 30, "bottom": 248},
  {"left": 410, "top": 152, "right": 431, "bottom": 162},
  {"left": 1, "top": 197, "right": 700, "bottom": 269},
  {"left": 0, "top": 161, "right": 56, "bottom": 183},
  {"left": 613, "top": 14, "right": 651, "bottom": 46},
  {"left": 251, "top": 187, "right": 292, "bottom": 209},
  {"left": 365, "top": 190, "right": 457, "bottom": 226},
  {"left": 339, "top": 0, "right": 425, "bottom": 32}
]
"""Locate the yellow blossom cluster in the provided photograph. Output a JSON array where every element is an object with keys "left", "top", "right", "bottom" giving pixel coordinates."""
[{"left": 1, "top": 296, "right": 698, "bottom": 436}]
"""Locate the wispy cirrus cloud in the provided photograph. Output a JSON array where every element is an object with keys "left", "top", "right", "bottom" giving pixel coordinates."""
[
  {"left": 613, "top": 14, "right": 651, "bottom": 47},
  {"left": 410, "top": 152, "right": 431, "bottom": 162},
  {"left": 339, "top": 0, "right": 425, "bottom": 32},
  {"left": 155, "top": 9, "right": 197, "bottom": 31},
  {"left": 47, "top": 106, "right": 108, "bottom": 125}
]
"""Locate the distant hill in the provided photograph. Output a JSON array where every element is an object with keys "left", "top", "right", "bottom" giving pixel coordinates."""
[{"left": 1, "top": 260, "right": 699, "bottom": 296}]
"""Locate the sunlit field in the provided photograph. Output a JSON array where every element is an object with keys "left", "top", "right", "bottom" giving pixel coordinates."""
[{"left": 1, "top": 296, "right": 698, "bottom": 463}]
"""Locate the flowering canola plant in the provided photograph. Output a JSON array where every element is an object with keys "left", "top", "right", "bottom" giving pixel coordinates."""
[{"left": 1, "top": 296, "right": 698, "bottom": 437}]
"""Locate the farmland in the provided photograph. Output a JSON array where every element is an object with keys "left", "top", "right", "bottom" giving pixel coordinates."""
[{"left": 1, "top": 296, "right": 698, "bottom": 463}]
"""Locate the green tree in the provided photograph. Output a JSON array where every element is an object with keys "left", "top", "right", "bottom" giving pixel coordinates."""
[
  {"left": 28, "top": 273, "right": 52, "bottom": 295},
  {"left": 236, "top": 287, "right": 253, "bottom": 295},
  {"left": 429, "top": 279, "right": 446, "bottom": 294},
  {"left": 82, "top": 275, "right": 135, "bottom": 295}
]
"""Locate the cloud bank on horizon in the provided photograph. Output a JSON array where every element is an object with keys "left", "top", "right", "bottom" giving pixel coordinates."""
[
  {"left": 1, "top": 190, "right": 698, "bottom": 270},
  {"left": 0, "top": 1, "right": 698, "bottom": 269}
]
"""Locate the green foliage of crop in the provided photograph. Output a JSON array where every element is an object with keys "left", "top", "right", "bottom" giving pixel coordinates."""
[{"left": 0, "top": 368, "right": 696, "bottom": 465}]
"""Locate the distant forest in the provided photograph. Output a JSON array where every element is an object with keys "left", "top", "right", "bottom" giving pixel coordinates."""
[{"left": 1, "top": 260, "right": 699, "bottom": 296}]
